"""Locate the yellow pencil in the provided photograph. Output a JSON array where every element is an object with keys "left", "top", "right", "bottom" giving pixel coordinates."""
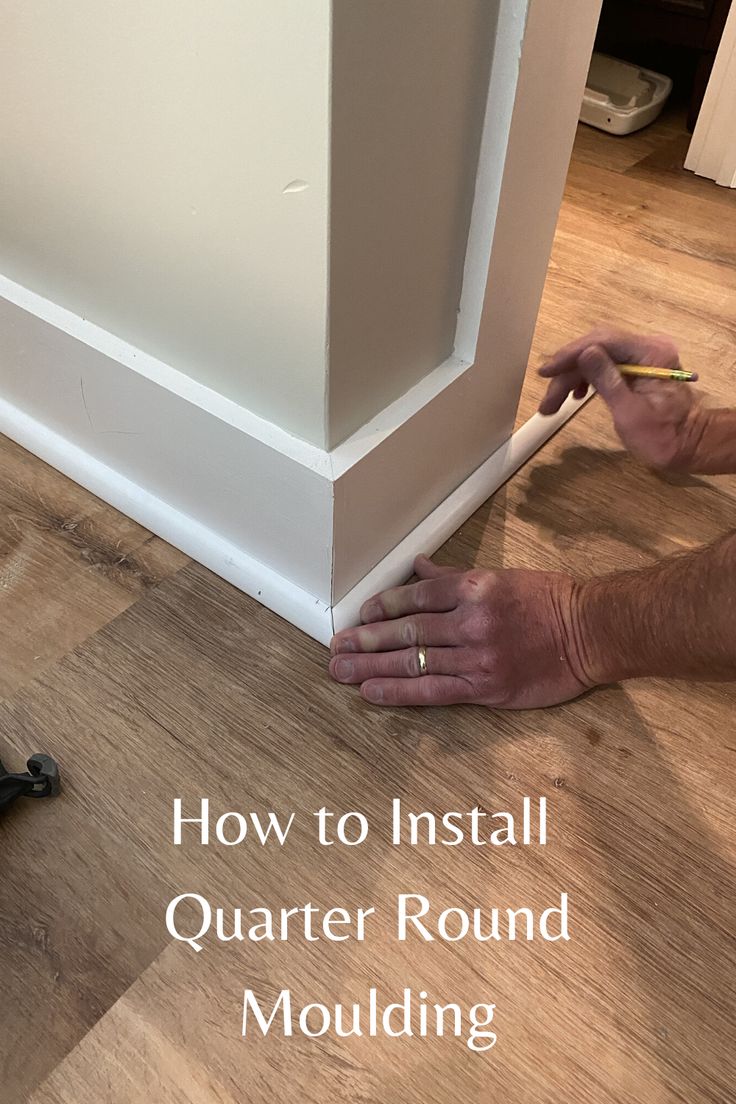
[{"left": 618, "top": 364, "right": 698, "bottom": 383}]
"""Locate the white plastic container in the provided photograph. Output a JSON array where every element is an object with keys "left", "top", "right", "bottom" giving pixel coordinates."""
[{"left": 581, "top": 52, "right": 673, "bottom": 135}]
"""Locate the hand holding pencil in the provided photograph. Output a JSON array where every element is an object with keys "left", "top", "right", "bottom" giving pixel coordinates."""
[{"left": 537, "top": 326, "right": 707, "bottom": 472}]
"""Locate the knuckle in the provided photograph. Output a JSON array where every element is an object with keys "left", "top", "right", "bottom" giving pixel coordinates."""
[
  {"left": 474, "top": 674, "right": 499, "bottom": 703},
  {"left": 578, "top": 344, "right": 606, "bottom": 370},
  {"left": 462, "top": 610, "right": 493, "bottom": 646},
  {"left": 476, "top": 646, "right": 499, "bottom": 675},
  {"left": 650, "top": 333, "right": 679, "bottom": 366},
  {"left": 459, "top": 569, "right": 498, "bottom": 604},
  {"left": 413, "top": 583, "right": 430, "bottom": 610},
  {"left": 474, "top": 660, "right": 514, "bottom": 706},
  {"left": 400, "top": 618, "right": 420, "bottom": 647}
]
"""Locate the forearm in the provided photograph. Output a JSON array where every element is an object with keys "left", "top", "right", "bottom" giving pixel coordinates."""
[
  {"left": 688, "top": 408, "right": 736, "bottom": 475},
  {"left": 570, "top": 531, "right": 736, "bottom": 685}
]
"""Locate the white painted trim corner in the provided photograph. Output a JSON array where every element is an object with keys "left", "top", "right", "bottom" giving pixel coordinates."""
[{"left": 331, "top": 392, "right": 591, "bottom": 632}]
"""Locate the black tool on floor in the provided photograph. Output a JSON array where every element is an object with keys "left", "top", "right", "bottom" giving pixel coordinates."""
[{"left": 0, "top": 753, "right": 60, "bottom": 813}]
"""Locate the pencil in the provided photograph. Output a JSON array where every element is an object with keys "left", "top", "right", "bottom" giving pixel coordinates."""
[{"left": 618, "top": 364, "right": 698, "bottom": 383}]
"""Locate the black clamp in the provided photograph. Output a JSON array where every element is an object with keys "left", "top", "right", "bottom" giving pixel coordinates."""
[{"left": 0, "top": 754, "right": 61, "bottom": 813}]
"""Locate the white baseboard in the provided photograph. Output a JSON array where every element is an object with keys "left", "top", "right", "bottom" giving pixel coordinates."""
[
  {"left": 332, "top": 394, "right": 590, "bottom": 631},
  {"left": 0, "top": 387, "right": 587, "bottom": 645},
  {"left": 0, "top": 276, "right": 336, "bottom": 604},
  {"left": 0, "top": 274, "right": 587, "bottom": 646},
  {"left": 0, "top": 395, "right": 335, "bottom": 643}
]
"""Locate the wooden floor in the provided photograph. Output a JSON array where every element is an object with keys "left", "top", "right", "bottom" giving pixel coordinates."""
[{"left": 2, "top": 111, "right": 735, "bottom": 1104}]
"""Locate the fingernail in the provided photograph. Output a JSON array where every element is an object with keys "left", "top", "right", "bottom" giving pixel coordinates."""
[
  {"left": 364, "top": 684, "right": 383, "bottom": 703},
  {"left": 361, "top": 601, "right": 380, "bottom": 623},
  {"left": 329, "top": 637, "right": 337, "bottom": 656},
  {"left": 334, "top": 637, "right": 357, "bottom": 654},
  {"left": 333, "top": 659, "right": 354, "bottom": 681}
]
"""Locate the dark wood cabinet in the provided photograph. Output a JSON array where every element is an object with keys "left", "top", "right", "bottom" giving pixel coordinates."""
[{"left": 596, "top": 0, "right": 733, "bottom": 127}]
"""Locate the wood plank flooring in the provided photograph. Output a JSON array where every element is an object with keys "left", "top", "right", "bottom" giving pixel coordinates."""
[
  {"left": 0, "top": 435, "right": 187, "bottom": 702},
  {"left": 2, "top": 110, "right": 735, "bottom": 1103}
]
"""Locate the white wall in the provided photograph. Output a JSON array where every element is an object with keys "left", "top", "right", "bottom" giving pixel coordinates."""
[
  {"left": 0, "top": 0, "right": 331, "bottom": 445},
  {"left": 1, "top": 1, "right": 498, "bottom": 450},
  {"left": 328, "top": 0, "right": 497, "bottom": 447}
]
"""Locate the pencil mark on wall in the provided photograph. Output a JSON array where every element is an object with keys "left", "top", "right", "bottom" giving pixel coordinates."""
[{"left": 79, "top": 376, "right": 94, "bottom": 431}]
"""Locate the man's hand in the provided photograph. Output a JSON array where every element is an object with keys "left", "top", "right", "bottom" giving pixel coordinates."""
[
  {"left": 329, "top": 555, "right": 593, "bottom": 710},
  {"left": 538, "top": 326, "right": 707, "bottom": 472},
  {"left": 329, "top": 534, "right": 736, "bottom": 710}
]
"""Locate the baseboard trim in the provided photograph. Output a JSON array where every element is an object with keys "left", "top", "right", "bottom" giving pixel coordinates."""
[
  {"left": 0, "top": 396, "right": 334, "bottom": 644},
  {"left": 0, "top": 282, "right": 335, "bottom": 604},
  {"left": 331, "top": 393, "right": 591, "bottom": 632},
  {"left": 0, "top": 384, "right": 587, "bottom": 647},
  {"left": 0, "top": 384, "right": 587, "bottom": 646},
  {"left": 1, "top": 274, "right": 587, "bottom": 647}
]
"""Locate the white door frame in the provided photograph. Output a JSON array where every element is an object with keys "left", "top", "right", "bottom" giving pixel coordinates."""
[{"left": 686, "top": 3, "right": 736, "bottom": 188}]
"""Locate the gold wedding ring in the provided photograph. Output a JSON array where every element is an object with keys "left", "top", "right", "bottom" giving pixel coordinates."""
[{"left": 417, "top": 645, "right": 428, "bottom": 676}]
